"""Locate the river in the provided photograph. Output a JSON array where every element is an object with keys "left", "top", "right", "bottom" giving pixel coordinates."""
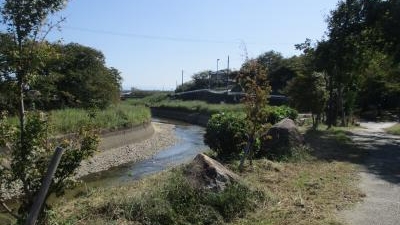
[
  {"left": 80, "top": 118, "right": 207, "bottom": 188},
  {"left": 0, "top": 118, "right": 207, "bottom": 224}
]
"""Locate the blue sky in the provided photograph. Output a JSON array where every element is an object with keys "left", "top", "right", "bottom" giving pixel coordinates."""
[{"left": 46, "top": 0, "right": 340, "bottom": 90}]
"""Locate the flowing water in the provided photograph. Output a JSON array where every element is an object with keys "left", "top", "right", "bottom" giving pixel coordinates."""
[
  {"left": 80, "top": 118, "right": 207, "bottom": 188},
  {"left": 0, "top": 118, "right": 207, "bottom": 224}
]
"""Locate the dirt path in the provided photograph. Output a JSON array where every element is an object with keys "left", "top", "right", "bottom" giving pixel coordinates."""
[{"left": 340, "top": 122, "right": 400, "bottom": 225}]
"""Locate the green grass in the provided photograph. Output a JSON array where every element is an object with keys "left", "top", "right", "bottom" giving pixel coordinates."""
[
  {"left": 385, "top": 123, "right": 400, "bottom": 135},
  {"left": 125, "top": 93, "right": 244, "bottom": 114},
  {"left": 4, "top": 103, "right": 151, "bottom": 135},
  {"left": 49, "top": 127, "right": 363, "bottom": 225},
  {"left": 127, "top": 96, "right": 244, "bottom": 115},
  {"left": 49, "top": 168, "right": 264, "bottom": 225},
  {"left": 50, "top": 104, "right": 150, "bottom": 134}
]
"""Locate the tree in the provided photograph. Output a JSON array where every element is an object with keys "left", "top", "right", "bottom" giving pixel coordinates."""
[
  {"left": 0, "top": 1, "right": 100, "bottom": 223},
  {"left": 1, "top": 0, "right": 67, "bottom": 134},
  {"left": 30, "top": 43, "right": 122, "bottom": 109},
  {"left": 315, "top": 0, "right": 400, "bottom": 125},
  {"left": 286, "top": 72, "right": 328, "bottom": 129},
  {"left": 0, "top": 111, "right": 99, "bottom": 223},
  {"left": 175, "top": 70, "right": 211, "bottom": 92},
  {"left": 238, "top": 59, "right": 271, "bottom": 170},
  {"left": 256, "top": 51, "right": 297, "bottom": 94}
]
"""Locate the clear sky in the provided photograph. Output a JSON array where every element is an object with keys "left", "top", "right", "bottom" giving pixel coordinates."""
[{"left": 46, "top": 0, "right": 340, "bottom": 90}]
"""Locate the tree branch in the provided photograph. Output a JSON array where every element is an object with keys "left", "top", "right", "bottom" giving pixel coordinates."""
[{"left": 0, "top": 200, "right": 21, "bottom": 220}]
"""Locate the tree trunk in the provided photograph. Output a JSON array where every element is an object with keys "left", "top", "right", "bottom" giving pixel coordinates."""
[
  {"left": 338, "top": 86, "right": 346, "bottom": 126},
  {"left": 327, "top": 72, "right": 334, "bottom": 129},
  {"left": 239, "top": 134, "right": 254, "bottom": 172},
  {"left": 311, "top": 113, "right": 316, "bottom": 129}
]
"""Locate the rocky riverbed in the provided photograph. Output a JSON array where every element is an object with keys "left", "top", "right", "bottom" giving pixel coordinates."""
[
  {"left": 1, "top": 122, "right": 178, "bottom": 200},
  {"left": 76, "top": 122, "right": 178, "bottom": 178}
]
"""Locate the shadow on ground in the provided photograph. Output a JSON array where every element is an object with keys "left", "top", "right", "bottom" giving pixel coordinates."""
[{"left": 304, "top": 128, "right": 400, "bottom": 184}]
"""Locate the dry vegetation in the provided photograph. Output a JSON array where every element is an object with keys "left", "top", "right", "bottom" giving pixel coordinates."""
[
  {"left": 48, "top": 126, "right": 365, "bottom": 225},
  {"left": 385, "top": 123, "right": 400, "bottom": 135}
]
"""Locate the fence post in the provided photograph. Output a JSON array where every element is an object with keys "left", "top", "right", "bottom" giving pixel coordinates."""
[{"left": 25, "top": 146, "right": 64, "bottom": 225}]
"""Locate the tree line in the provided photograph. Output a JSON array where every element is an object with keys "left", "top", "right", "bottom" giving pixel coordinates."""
[
  {"left": 0, "top": 39, "right": 122, "bottom": 113},
  {"left": 177, "top": 0, "right": 400, "bottom": 128}
]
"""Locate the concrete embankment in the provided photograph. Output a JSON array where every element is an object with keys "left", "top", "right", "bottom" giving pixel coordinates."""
[
  {"left": 98, "top": 122, "right": 155, "bottom": 151},
  {"left": 1, "top": 121, "right": 178, "bottom": 200},
  {"left": 150, "top": 107, "right": 210, "bottom": 127},
  {"left": 76, "top": 122, "right": 177, "bottom": 178}
]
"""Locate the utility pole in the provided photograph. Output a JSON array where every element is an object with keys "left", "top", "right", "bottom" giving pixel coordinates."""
[
  {"left": 181, "top": 70, "right": 183, "bottom": 88},
  {"left": 216, "top": 58, "right": 220, "bottom": 89},
  {"left": 226, "top": 55, "right": 230, "bottom": 90}
]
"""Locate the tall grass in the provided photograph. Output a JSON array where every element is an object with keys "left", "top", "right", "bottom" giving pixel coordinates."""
[
  {"left": 155, "top": 100, "right": 244, "bottom": 114},
  {"left": 49, "top": 168, "right": 264, "bottom": 225},
  {"left": 125, "top": 93, "right": 244, "bottom": 114},
  {"left": 4, "top": 104, "right": 151, "bottom": 135},
  {"left": 50, "top": 104, "right": 150, "bottom": 134}
]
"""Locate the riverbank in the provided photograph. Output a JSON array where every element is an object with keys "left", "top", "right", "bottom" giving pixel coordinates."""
[
  {"left": 51, "top": 124, "right": 363, "bottom": 225},
  {"left": 0, "top": 121, "right": 178, "bottom": 201},
  {"left": 150, "top": 107, "right": 210, "bottom": 126},
  {"left": 76, "top": 121, "right": 178, "bottom": 178}
]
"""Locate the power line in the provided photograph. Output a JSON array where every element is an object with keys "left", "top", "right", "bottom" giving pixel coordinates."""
[
  {"left": 64, "top": 26, "right": 242, "bottom": 44},
  {"left": 63, "top": 26, "right": 296, "bottom": 46}
]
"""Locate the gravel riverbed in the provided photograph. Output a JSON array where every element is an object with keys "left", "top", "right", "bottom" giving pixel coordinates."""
[
  {"left": 76, "top": 122, "right": 178, "bottom": 178},
  {"left": 1, "top": 122, "right": 178, "bottom": 200}
]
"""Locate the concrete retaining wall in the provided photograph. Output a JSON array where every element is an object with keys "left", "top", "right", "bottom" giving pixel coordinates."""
[
  {"left": 98, "top": 122, "right": 154, "bottom": 151},
  {"left": 151, "top": 107, "right": 210, "bottom": 127}
]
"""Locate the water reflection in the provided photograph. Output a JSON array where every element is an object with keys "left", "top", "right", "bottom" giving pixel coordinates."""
[{"left": 81, "top": 118, "right": 207, "bottom": 188}]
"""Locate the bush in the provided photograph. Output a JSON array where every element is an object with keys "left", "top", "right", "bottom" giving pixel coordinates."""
[
  {"left": 204, "top": 112, "right": 248, "bottom": 159},
  {"left": 93, "top": 170, "right": 261, "bottom": 225},
  {"left": 263, "top": 106, "right": 298, "bottom": 124}
]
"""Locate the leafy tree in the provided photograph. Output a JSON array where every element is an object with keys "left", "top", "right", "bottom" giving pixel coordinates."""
[
  {"left": 33, "top": 43, "right": 122, "bottom": 109},
  {"left": 237, "top": 59, "right": 272, "bottom": 170},
  {"left": 0, "top": 1, "right": 100, "bottom": 223},
  {"left": 175, "top": 70, "right": 211, "bottom": 92},
  {"left": 192, "top": 70, "right": 211, "bottom": 89},
  {"left": 256, "top": 51, "right": 297, "bottom": 94},
  {"left": 0, "top": 0, "right": 67, "bottom": 132},
  {"left": 313, "top": 0, "right": 400, "bottom": 126},
  {"left": 0, "top": 111, "right": 99, "bottom": 224},
  {"left": 286, "top": 72, "right": 328, "bottom": 128}
]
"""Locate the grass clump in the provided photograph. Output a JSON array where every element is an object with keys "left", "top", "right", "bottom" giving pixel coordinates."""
[
  {"left": 3, "top": 103, "right": 151, "bottom": 135},
  {"left": 51, "top": 169, "right": 264, "bottom": 225},
  {"left": 385, "top": 123, "right": 400, "bottom": 135},
  {"left": 49, "top": 104, "right": 150, "bottom": 134},
  {"left": 155, "top": 100, "right": 244, "bottom": 115}
]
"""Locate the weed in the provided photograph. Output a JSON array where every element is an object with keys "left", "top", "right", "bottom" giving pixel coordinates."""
[{"left": 385, "top": 123, "right": 400, "bottom": 135}]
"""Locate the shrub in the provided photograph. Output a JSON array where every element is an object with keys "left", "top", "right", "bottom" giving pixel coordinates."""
[
  {"left": 95, "top": 170, "right": 261, "bottom": 225},
  {"left": 204, "top": 112, "right": 248, "bottom": 159},
  {"left": 263, "top": 106, "right": 298, "bottom": 124}
]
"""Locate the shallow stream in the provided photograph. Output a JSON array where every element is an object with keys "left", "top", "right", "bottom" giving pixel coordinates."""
[
  {"left": 0, "top": 118, "right": 207, "bottom": 224},
  {"left": 80, "top": 118, "right": 207, "bottom": 188}
]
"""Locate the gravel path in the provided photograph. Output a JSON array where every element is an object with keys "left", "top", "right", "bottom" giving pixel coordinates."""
[
  {"left": 339, "top": 122, "right": 400, "bottom": 225},
  {"left": 75, "top": 122, "right": 178, "bottom": 178}
]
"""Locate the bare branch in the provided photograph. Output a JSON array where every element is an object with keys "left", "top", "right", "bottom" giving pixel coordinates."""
[
  {"left": 40, "top": 17, "right": 66, "bottom": 43},
  {"left": 0, "top": 200, "right": 21, "bottom": 220}
]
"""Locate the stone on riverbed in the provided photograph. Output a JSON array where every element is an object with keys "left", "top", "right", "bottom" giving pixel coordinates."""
[{"left": 184, "top": 153, "right": 240, "bottom": 192}]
